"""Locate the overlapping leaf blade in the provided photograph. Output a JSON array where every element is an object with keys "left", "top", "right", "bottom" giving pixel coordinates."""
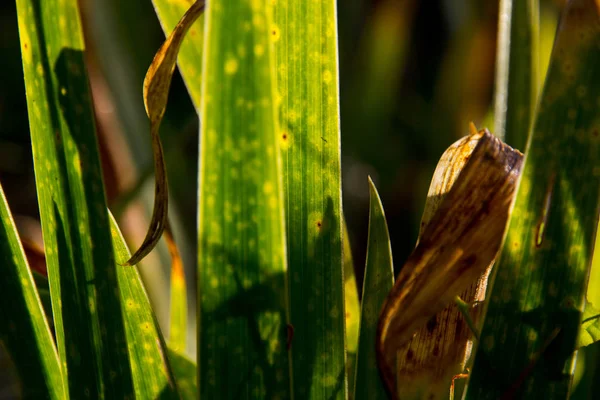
[
  {"left": 15, "top": 0, "right": 133, "bottom": 396},
  {"left": 198, "top": 1, "right": 289, "bottom": 398},
  {"left": 467, "top": 1, "right": 600, "bottom": 397},
  {"left": 494, "top": 0, "right": 539, "bottom": 149},
  {"left": 108, "top": 213, "right": 179, "bottom": 398},
  {"left": 16, "top": 0, "right": 179, "bottom": 397},
  {"left": 274, "top": 1, "right": 347, "bottom": 397},
  {"left": 0, "top": 183, "right": 63, "bottom": 399},
  {"left": 354, "top": 179, "right": 394, "bottom": 400}
]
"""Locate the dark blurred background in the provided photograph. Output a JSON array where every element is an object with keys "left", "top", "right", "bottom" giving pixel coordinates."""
[{"left": 10, "top": 1, "right": 600, "bottom": 397}]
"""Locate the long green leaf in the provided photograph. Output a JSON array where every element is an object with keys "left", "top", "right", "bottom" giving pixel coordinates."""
[
  {"left": 109, "top": 213, "right": 179, "bottom": 398},
  {"left": 274, "top": 1, "right": 347, "bottom": 398},
  {"left": 198, "top": 1, "right": 289, "bottom": 398},
  {"left": 494, "top": 0, "right": 539, "bottom": 149},
  {"left": 16, "top": 0, "right": 134, "bottom": 397},
  {"left": 166, "top": 227, "right": 188, "bottom": 354},
  {"left": 168, "top": 349, "right": 198, "bottom": 400},
  {"left": 0, "top": 183, "right": 63, "bottom": 399},
  {"left": 354, "top": 178, "right": 394, "bottom": 400},
  {"left": 467, "top": 1, "right": 600, "bottom": 397}
]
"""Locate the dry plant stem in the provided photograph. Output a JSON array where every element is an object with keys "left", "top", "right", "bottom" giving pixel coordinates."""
[
  {"left": 125, "top": 0, "right": 205, "bottom": 265},
  {"left": 376, "top": 129, "right": 523, "bottom": 398}
]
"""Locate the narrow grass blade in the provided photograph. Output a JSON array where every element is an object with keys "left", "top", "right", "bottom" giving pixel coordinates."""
[
  {"left": 0, "top": 184, "right": 63, "bottom": 399},
  {"left": 16, "top": 0, "right": 134, "bottom": 396},
  {"left": 467, "top": 1, "right": 600, "bottom": 398},
  {"left": 274, "top": 1, "right": 347, "bottom": 397},
  {"left": 198, "top": 1, "right": 289, "bottom": 398},
  {"left": 151, "top": 0, "right": 204, "bottom": 110},
  {"left": 109, "top": 213, "right": 179, "bottom": 398},
  {"left": 494, "top": 0, "right": 539, "bottom": 149},
  {"left": 354, "top": 178, "right": 394, "bottom": 400},
  {"left": 343, "top": 216, "right": 360, "bottom": 392},
  {"left": 168, "top": 349, "right": 198, "bottom": 400},
  {"left": 165, "top": 225, "right": 187, "bottom": 353}
]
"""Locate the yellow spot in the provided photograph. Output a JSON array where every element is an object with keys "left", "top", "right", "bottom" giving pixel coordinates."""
[
  {"left": 210, "top": 277, "right": 219, "bottom": 288},
  {"left": 280, "top": 130, "right": 291, "bottom": 150},
  {"left": 225, "top": 58, "right": 239, "bottom": 75},
  {"left": 322, "top": 375, "right": 337, "bottom": 387},
  {"left": 568, "top": 108, "right": 577, "bottom": 119},
  {"left": 254, "top": 44, "right": 265, "bottom": 57},
  {"left": 323, "top": 70, "right": 332, "bottom": 84},
  {"left": 252, "top": 14, "right": 265, "bottom": 28},
  {"left": 20, "top": 27, "right": 32, "bottom": 64},
  {"left": 73, "top": 154, "right": 82, "bottom": 176},
  {"left": 263, "top": 181, "right": 273, "bottom": 194},
  {"left": 269, "top": 196, "right": 278, "bottom": 209},
  {"left": 287, "top": 110, "right": 298, "bottom": 122},
  {"left": 270, "top": 25, "right": 280, "bottom": 42}
]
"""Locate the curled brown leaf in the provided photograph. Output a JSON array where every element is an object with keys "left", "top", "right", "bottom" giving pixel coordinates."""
[
  {"left": 376, "top": 128, "right": 523, "bottom": 398},
  {"left": 125, "top": 0, "right": 205, "bottom": 265}
]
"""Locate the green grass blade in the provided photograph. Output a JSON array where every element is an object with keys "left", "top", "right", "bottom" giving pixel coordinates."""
[
  {"left": 354, "top": 178, "right": 394, "bottom": 400},
  {"left": 0, "top": 183, "right": 64, "bottom": 399},
  {"left": 168, "top": 349, "right": 198, "bottom": 400},
  {"left": 274, "top": 1, "right": 347, "bottom": 397},
  {"left": 198, "top": 1, "right": 289, "bottom": 398},
  {"left": 467, "top": 1, "right": 600, "bottom": 398},
  {"left": 108, "top": 213, "right": 179, "bottom": 398},
  {"left": 343, "top": 216, "right": 360, "bottom": 394},
  {"left": 15, "top": 1, "right": 134, "bottom": 397},
  {"left": 494, "top": 0, "right": 539, "bottom": 149},
  {"left": 166, "top": 228, "right": 188, "bottom": 354},
  {"left": 151, "top": 0, "right": 204, "bottom": 109}
]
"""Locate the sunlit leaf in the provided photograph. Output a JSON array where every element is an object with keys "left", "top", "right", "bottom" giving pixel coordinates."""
[
  {"left": 0, "top": 183, "right": 63, "bottom": 399},
  {"left": 354, "top": 178, "right": 394, "bottom": 400},
  {"left": 274, "top": 1, "right": 347, "bottom": 396},
  {"left": 198, "top": 1, "right": 290, "bottom": 398},
  {"left": 467, "top": 1, "right": 600, "bottom": 397}
]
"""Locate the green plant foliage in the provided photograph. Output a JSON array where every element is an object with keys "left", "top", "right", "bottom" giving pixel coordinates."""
[
  {"left": 578, "top": 303, "right": 600, "bottom": 349},
  {"left": 166, "top": 227, "right": 188, "bottom": 354},
  {"left": 0, "top": 183, "right": 63, "bottom": 399},
  {"left": 274, "top": 1, "right": 347, "bottom": 397},
  {"left": 15, "top": 0, "right": 134, "bottom": 396},
  {"left": 198, "top": 1, "right": 289, "bottom": 398},
  {"left": 168, "top": 349, "right": 198, "bottom": 400},
  {"left": 108, "top": 213, "right": 180, "bottom": 398},
  {"left": 354, "top": 178, "right": 394, "bottom": 400},
  {"left": 467, "top": 1, "right": 600, "bottom": 397},
  {"left": 494, "top": 0, "right": 539, "bottom": 149}
]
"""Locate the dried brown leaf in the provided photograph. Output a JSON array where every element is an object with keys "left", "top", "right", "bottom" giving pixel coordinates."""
[
  {"left": 376, "top": 128, "right": 523, "bottom": 398},
  {"left": 125, "top": 0, "right": 205, "bottom": 265}
]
